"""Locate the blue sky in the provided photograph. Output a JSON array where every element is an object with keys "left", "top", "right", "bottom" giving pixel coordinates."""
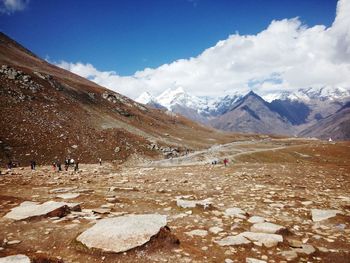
[{"left": 1, "top": 0, "right": 338, "bottom": 76}]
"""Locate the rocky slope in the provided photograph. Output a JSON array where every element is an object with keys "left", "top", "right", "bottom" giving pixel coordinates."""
[
  {"left": 210, "top": 91, "right": 294, "bottom": 136},
  {"left": 0, "top": 33, "right": 243, "bottom": 165},
  {"left": 299, "top": 103, "right": 350, "bottom": 140}
]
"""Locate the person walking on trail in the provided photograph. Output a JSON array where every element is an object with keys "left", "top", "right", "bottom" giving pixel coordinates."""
[
  {"left": 98, "top": 158, "right": 102, "bottom": 166},
  {"left": 30, "top": 160, "right": 36, "bottom": 170},
  {"left": 57, "top": 162, "right": 62, "bottom": 172},
  {"left": 65, "top": 158, "right": 69, "bottom": 171},
  {"left": 223, "top": 158, "right": 229, "bottom": 166},
  {"left": 7, "top": 160, "right": 13, "bottom": 170},
  {"left": 74, "top": 159, "right": 79, "bottom": 172}
]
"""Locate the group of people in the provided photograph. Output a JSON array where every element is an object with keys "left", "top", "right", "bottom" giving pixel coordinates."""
[
  {"left": 211, "top": 158, "right": 229, "bottom": 166},
  {"left": 2, "top": 157, "right": 104, "bottom": 174},
  {"left": 52, "top": 158, "right": 79, "bottom": 172}
]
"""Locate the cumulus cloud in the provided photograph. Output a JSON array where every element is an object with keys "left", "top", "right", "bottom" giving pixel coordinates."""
[
  {"left": 0, "top": 0, "right": 29, "bottom": 14},
  {"left": 56, "top": 0, "right": 350, "bottom": 99}
]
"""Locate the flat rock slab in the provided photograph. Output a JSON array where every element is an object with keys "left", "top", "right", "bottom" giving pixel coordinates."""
[
  {"left": 56, "top": 193, "right": 80, "bottom": 199},
  {"left": 294, "top": 244, "right": 316, "bottom": 255},
  {"left": 311, "top": 209, "right": 342, "bottom": 222},
  {"left": 209, "top": 226, "right": 223, "bottom": 234},
  {"left": 215, "top": 235, "right": 251, "bottom": 246},
  {"left": 176, "top": 198, "right": 212, "bottom": 209},
  {"left": 246, "top": 258, "right": 267, "bottom": 263},
  {"left": 4, "top": 201, "right": 73, "bottom": 220},
  {"left": 92, "top": 208, "right": 111, "bottom": 214},
  {"left": 185, "top": 229, "right": 208, "bottom": 237},
  {"left": 279, "top": 250, "right": 298, "bottom": 261},
  {"left": 224, "top": 207, "right": 246, "bottom": 219},
  {"left": 76, "top": 214, "right": 167, "bottom": 253},
  {"left": 49, "top": 187, "right": 78, "bottom": 194},
  {"left": 250, "top": 222, "right": 285, "bottom": 234},
  {"left": 248, "top": 216, "right": 265, "bottom": 224},
  {"left": 0, "top": 254, "right": 30, "bottom": 263},
  {"left": 240, "top": 232, "right": 283, "bottom": 248},
  {"left": 215, "top": 231, "right": 282, "bottom": 248}
]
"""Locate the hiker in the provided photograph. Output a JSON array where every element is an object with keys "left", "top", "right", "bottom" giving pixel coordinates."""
[
  {"left": 98, "top": 158, "right": 102, "bottom": 166},
  {"left": 7, "top": 160, "right": 13, "bottom": 170},
  {"left": 223, "top": 158, "right": 228, "bottom": 166},
  {"left": 74, "top": 160, "right": 79, "bottom": 172},
  {"left": 30, "top": 160, "right": 36, "bottom": 170},
  {"left": 65, "top": 158, "right": 69, "bottom": 171},
  {"left": 52, "top": 161, "right": 56, "bottom": 171},
  {"left": 57, "top": 162, "right": 62, "bottom": 172}
]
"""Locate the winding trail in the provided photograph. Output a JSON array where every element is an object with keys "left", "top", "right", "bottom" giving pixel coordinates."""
[{"left": 146, "top": 138, "right": 311, "bottom": 167}]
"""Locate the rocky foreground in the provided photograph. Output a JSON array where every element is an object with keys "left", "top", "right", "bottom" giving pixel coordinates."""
[{"left": 0, "top": 139, "right": 349, "bottom": 263}]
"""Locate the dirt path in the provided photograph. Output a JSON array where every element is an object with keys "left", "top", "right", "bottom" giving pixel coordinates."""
[{"left": 146, "top": 139, "right": 307, "bottom": 167}]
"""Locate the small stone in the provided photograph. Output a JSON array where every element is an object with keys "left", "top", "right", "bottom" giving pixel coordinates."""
[
  {"left": 279, "top": 250, "right": 298, "bottom": 261},
  {"left": 209, "top": 226, "right": 223, "bottom": 234},
  {"left": 246, "top": 258, "right": 267, "bottom": 263},
  {"left": 225, "top": 259, "right": 234, "bottom": 263},
  {"left": 185, "top": 229, "right": 208, "bottom": 237},
  {"left": 318, "top": 247, "right": 329, "bottom": 253},
  {"left": 288, "top": 239, "right": 302, "bottom": 248},
  {"left": 301, "top": 201, "right": 313, "bottom": 206},
  {"left": 92, "top": 208, "right": 111, "bottom": 214},
  {"left": 248, "top": 216, "right": 265, "bottom": 224},
  {"left": 7, "top": 240, "right": 21, "bottom": 245}
]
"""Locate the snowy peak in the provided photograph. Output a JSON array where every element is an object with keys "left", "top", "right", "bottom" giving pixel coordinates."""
[
  {"left": 136, "top": 91, "right": 156, "bottom": 104},
  {"left": 156, "top": 87, "right": 204, "bottom": 110},
  {"left": 263, "top": 87, "right": 350, "bottom": 102}
]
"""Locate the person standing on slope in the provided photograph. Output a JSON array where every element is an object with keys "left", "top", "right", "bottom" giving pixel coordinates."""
[{"left": 223, "top": 158, "right": 228, "bottom": 166}]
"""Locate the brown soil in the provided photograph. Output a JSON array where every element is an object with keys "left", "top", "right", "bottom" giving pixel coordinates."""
[{"left": 0, "top": 139, "right": 349, "bottom": 262}]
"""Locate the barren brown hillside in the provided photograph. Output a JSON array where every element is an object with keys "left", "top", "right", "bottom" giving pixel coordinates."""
[{"left": 0, "top": 32, "right": 250, "bottom": 166}]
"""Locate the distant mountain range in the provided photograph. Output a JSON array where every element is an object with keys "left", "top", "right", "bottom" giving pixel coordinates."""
[{"left": 136, "top": 87, "right": 350, "bottom": 139}]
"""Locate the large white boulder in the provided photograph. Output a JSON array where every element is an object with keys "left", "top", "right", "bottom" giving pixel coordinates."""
[
  {"left": 4, "top": 201, "right": 77, "bottom": 220},
  {"left": 250, "top": 222, "right": 286, "bottom": 234},
  {"left": 240, "top": 231, "right": 283, "bottom": 248},
  {"left": 215, "top": 235, "right": 251, "bottom": 246},
  {"left": 311, "top": 209, "right": 342, "bottom": 222},
  {"left": 224, "top": 207, "right": 246, "bottom": 219},
  {"left": 76, "top": 214, "right": 167, "bottom": 253},
  {"left": 0, "top": 254, "right": 30, "bottom": 263},
  {"left": 176, "top": 198, "right": 212, "bottom": 209}
]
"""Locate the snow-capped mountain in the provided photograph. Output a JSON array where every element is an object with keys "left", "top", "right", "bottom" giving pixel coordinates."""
[
  {"left": 136, "top": 86, "right": 350, "bottom": 138},
  {"left": 156, "top": 87, "right": 209, "bottom": 111},
  {"left": 136, "top": 91, "right": 156, "bottom": 104},
  {"left": 263, "top": 87, "right": 350, "bottom": 102},
  {"left": 136, "top": 87, "right": 243, "bottom": 117}
]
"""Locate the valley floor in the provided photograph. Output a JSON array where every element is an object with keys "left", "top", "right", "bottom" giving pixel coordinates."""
[{"left": 0, "top": 139, "right": 349, "bottom": 263}]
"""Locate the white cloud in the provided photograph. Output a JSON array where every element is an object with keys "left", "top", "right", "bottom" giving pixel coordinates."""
[
  {"left": 0, "top": 0, "right": 29, "bottom": 14},
  {"left": 56, "top": 0, "right": 350, "bottom": 99}
]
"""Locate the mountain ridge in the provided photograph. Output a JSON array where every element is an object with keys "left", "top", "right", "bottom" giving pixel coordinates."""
[{"left": 136, "top": 86, "right": 350, "bottom": 139}]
